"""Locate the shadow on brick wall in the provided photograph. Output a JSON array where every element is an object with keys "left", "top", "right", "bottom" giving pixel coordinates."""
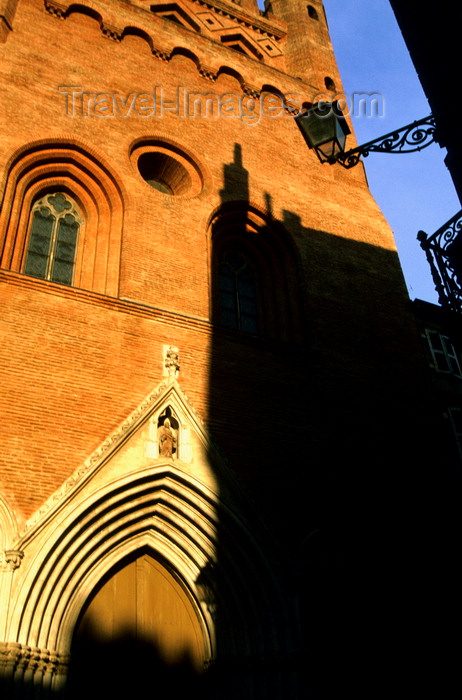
[{"left": 205, "top": 142, "right": 462, "bottom": 699}]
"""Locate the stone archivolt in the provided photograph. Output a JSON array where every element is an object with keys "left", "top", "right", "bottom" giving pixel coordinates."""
[{"left": 0, "top": 377, "right": 293, "bottom": 694}]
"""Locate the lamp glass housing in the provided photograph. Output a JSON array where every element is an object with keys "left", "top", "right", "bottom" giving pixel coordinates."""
[{"left": 295, "top": 101, "right": 351, "bottom": 163}]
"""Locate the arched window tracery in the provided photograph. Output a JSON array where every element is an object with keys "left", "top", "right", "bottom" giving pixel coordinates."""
[
  {"left": 24, "top": 192, "right": 82, "bottom": 286},
  {"left": 218, "top": 249, "right": 258, "bottom": 334},
  {"left": 209, "top": 204, "right": 303, "bottom": 342},
  {"left": 0, "top": 141, "right": 124, "bottom": 297}
]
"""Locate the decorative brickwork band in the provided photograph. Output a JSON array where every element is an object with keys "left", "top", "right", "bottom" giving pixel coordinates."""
[
  {"left": 152, "top": 47, "right": 171, "bottom": 62},
  {"left": 199, "top": 65, "right": 218, "bottom": 81},
  {"left": 242, "top": 83, "right": 261, "bottom": 98},
  {"left": 101, "top": 22, "right": 123, "bottom": 42},
  {"left": 44, "top": 0, "right": 67, "bottom": 19}
]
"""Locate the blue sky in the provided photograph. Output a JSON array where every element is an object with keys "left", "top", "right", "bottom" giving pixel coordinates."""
[{"left": 258, "top": 0, "right": 461, "bottom": 304}]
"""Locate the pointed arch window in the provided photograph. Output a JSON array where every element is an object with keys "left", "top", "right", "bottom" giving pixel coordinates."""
[
  {"left": 23, "top": 192, "right": 82, "bottom": 286},
  {"left": 210, "top": 205, "right": 303, "bottom": 341},
  {"left": 218, "top": 250, "right": 258, "bottom": 334}
]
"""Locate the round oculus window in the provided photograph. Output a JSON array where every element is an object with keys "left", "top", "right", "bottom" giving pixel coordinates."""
[{"left": 132, "top": 141, "right": 204, "bottom": 197}]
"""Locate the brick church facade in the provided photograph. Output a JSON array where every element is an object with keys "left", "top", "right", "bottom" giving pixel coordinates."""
[{"left": 0, "top": 1, "right": 459, "bottom": 698}]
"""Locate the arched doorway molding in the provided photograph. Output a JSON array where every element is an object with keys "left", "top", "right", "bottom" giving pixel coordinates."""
[
  {"left": 5, "top": 464, "right": 290, "bottom": 692},
  {"left": 9, "top": 467, "right": 218, "bottom": 658},
  {"left": 0, "top": 492, "right": 18, "bottom": 550},
  {"left": 0, "top": 493, "right": 21, "bottom": 640},
  {"left": 2, "top": 379, "right": 299, "bottom": 694}
]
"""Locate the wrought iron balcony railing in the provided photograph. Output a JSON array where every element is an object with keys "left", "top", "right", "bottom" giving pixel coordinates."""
[{"left": 418, "top": 209, "right": 462, "bottom": 313}]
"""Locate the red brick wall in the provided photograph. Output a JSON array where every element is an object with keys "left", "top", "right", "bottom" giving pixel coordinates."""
[{"left": 0, "top": 0, "right": 435, "bottom": 538}]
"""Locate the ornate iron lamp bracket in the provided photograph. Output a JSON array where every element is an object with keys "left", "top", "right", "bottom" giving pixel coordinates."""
[
  {"left": 335, "top": 114, "right": 438, "bottom": 169},
  {"left": 418, "top": 209, "right": 462, "bottom": 312}
]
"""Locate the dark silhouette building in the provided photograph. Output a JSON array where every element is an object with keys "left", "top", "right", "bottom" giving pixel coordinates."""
[{"left": 389, "top": 0, "right": 462, "bottom": 205}]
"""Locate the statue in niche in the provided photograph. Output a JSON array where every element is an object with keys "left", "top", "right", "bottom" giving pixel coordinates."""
[{"left": 158, "top": 417, "right": 177, "bottom": 458}]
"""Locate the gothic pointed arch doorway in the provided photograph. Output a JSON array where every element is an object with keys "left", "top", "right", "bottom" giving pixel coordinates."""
[{"left": 65, "top": 550, "right": 208, "bottom": 699}]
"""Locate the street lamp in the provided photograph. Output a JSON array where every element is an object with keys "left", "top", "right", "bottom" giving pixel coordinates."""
[
  {"left": 294, "top": 100, "right": 351, "bottom": 164},
  {"left": 295, "top": 101, "right": 462, "bottom": 313},
  {"left": 295, "top": 101, "right": 438, "bottom": 168}
]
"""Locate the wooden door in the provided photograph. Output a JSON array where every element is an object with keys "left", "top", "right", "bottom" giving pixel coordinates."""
[{"left": 67, "top": 553, "right": 207, "bottom": 697}]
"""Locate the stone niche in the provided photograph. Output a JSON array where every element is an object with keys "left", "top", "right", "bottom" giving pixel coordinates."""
[{"left": 147, "top": 405, "right": 192, "bottom": 463}]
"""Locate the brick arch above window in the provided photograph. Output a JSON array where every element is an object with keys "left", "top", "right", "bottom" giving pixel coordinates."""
[
  {"left": 208, "top": 203, "right": 303, "bottom": 341},
  {"left": 0, "top": 141, "right": 125, "bottom": 296}
]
